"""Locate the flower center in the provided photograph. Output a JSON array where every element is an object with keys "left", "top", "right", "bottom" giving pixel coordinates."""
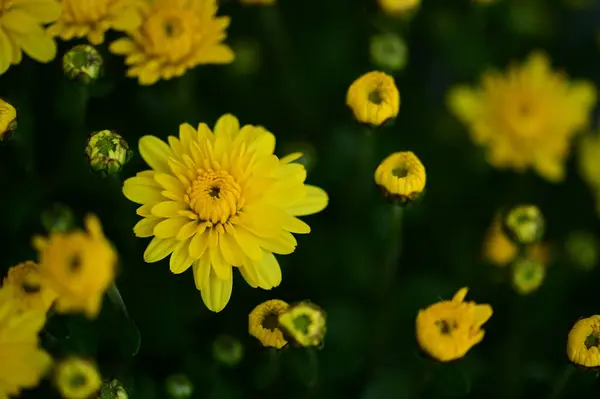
[
  {"left": 585, "top": 332, "right": 600, "bottom": 349},
  {"left": 368, "top": 89, "right": 384, "bottom": 105},
  {"left": 261, "top": 312, "right": 280, "bottom": 331},
  {"left": 0, "top": 0, "right": 12, "bottom": 12},
  {"left": 436, "top": 319, "right": 458, "bottom": 335},
  {"left": 392, "top": 164, "right": 409, "bottom": 178},
  {"left": 144, "top": 8, "right": 199, "bottom": 62},
  {"left": 292, "top": 315, "right": 312, "bottom": 335},
  {"left": 187, "top": 170, "right": 243, "bottom": 224}
]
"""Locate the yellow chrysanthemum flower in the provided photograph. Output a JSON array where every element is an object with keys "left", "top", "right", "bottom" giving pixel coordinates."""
[
  {"left": 47, "top": 0, "right": 142, "bottom": 45},
  {"left": 378, "top": 0, "right": 420, "bottom": 15},
  {"left": 448, "top": 51, "right": 596, "bottom": 182},
  {"left": 249, "top": 299, "right": 289, "bottom": 349},
  {"left": 346, "top": 71, "right": 400, "bottom": 126},
  {"left": 0, "top": 0, "right": 61, "bottom": 75},
  {"left": 416, "top": 287, "right": 493, "bottom": 362},
  {"left": 278, "top": 301, "right": 326, "bottom": 347},
  {"left": 32, "top": 214, "right": 117, "bottom": 319},
  {"left": 109, "top": 0, "right": 234, "bottom": 85},
  {"left": 374, "top": 151, "right": 426, "bottom": 203},
  {"left": 0, "top": 98, "right": 17, "bottom": 140},
  {"left": 54, "top": 357, "right": 102, "bottom": 399},
  {"left": 3, "top": 261, "right": 57, "bottom": 312},
  {"left": 567, "top": 315, "right": 600, "bottom": 368},
  {"left": 122, "top": 114, "right": 328, "bottom": 312},
  {"left": 0, "top": 285, "right": 53, "bottom": 398}
]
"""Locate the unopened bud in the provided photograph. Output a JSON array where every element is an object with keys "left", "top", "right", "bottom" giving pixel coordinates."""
[
  {"left": 0, "top": 98, "right": 17, "bottom": 141},
  {"left": 370, "top": 33, "right": 408, "bottom": 72},
  {"left": 165, "top": 374, "right": 193, "bottom": 399},
  {"left": 512, "top": 257, "right": 545, "bottom": 295},
  {"left": 63, "top": 44, "right": 103, "bottom": 84},
  {"left": 212, "top": 334, "right": 244, "bottom": 367},
  {"left": 278, "top": 301, "right": 327, "bottom": 348},
  {"left": 565, "top": 231, "right": 598, "bottom": 271},
  {"left": 98, "top": 379, "right": 128, "bottom": 399},
  {"left": 504, "top": 205, "right": 545, "bottom": 245},
  {"left": 84, "top": 130, "right": 132, "bottom": 176}
]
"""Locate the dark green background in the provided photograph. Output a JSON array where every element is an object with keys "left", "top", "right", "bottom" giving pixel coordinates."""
[{"left": 2, "top": 0, "right": 600, "bottom": 397}]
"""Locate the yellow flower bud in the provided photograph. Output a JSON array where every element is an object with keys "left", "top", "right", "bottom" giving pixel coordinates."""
[
  {"left": 165, "top": 374, "right": 193, "bottom": 399},
  {"left": 370, "top": 33, "right": 408, "bottom": 72},
  {"left": 54, "top": 358, "right": 102, "bottom": 399},
  {"left": 346, "top": 71, "right": 400, "bottom": 126},
  {"left": 63, "top": 44, "right": 103, "bottom": 84},
  {"left": 278, "top": 301, "right": 327, "bottom": 348},
  {"left": 0, "top": 98, "right": 17, "bottom": 141},
  {"left": 378, "top": 0, "right": 420, "bottom": 15},
  {"left": 374, "top": 151, "right": 426, "bottom": 204},
  {"left": 84, "top": 130, "right": 132, "bottom": 176},
  {"left": 504, "top": 205, "right": 545, "bottom": 245},
  {"left": 249, "top": 299, "right": 289, "bottom": 349},
  {"left": 567, "top": 315, "right": 600, "bottom": 368},
  {"left": 511, "top": 257, "right": 546, "bottom": 295},
  {"left": 212, "top": 334, "right": 244, "bottom": 367}
]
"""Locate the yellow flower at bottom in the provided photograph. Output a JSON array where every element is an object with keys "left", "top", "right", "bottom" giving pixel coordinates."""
[
  {"left": 249, "top": 299, "right": 289, "bottom": 349},
  {"left": 3, "top": 261, "right": 57, "bottom": 312},
  {"left": 567, "top": 315, "right": 600, "bottom": 367},
  {"left": 278, "top": 301, "right": 326, "bottom": 347},
  {"left": 378, "top": 0, "right": 420, "bottom": 15},
  {"left": 54, "top": 357, "right": 102, "bottom": 399},
  {"left": 0, "top": 285, "right": 53, "bottom": 398},
  {"left": 32, "top": 214, "right": 117, "bottom": 319},
  {"left": 0, "top": 99, "right": 17, "bottom": 140},
  {"left": 346, "top": 71, "right": 400, "bottom": 126},
  {"left": 374, "top": 151, "right": 426, "bottom": 203},
  {"left": 416, "top": 287, "right": 493, "bottom": 362}
]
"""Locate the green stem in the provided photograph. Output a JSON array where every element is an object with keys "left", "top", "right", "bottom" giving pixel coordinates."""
[{"left": 547, "top": 365, "right": 575, "bottom": 399}]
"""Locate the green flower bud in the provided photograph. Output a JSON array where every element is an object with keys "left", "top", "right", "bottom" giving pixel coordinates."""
[
  {"left": 212, "top": 334, "right": 244, "bottom": 367},
  {"left": 565, "top": 231, "right": 598, "bottom": 271},
  {"left": 63, "top": 44, "right": 103, "bottom": 84},
  {"left": 0, "top": 98, "right": 17, "bottom": 141},
  {"left": 84, "top": 130, "right": 132, "bottom": 176},
  {"left": 41, "top": 203, "right": 75, "bottom": 234},
  {"left": 98, "top": 379, "right": 128, "bottom": 399},
  {"left": 512, "top": 257, "right": 545, "bottom": 295},
  {"left": 165, "top": 374, "right": 193, "bottom": 399},
  {"left": 503, "top": 205, "right": 545, "bottom": 245},
  {"left": 278, "top": 301, "right": 327, "bottom": 348},
  {"left": 369, "top": 33, "right": 408, "bottom": 72},
  {"left": 230, "top": 39, "right": 261, "bottom": 76}
]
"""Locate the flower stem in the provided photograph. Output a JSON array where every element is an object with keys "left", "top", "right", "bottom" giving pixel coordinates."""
[
  {"left": 547, "top": 365, "right": 575, "bottom": 399},
  {"left": 106, "top": 283, "right": 141, "bottom": 356}
]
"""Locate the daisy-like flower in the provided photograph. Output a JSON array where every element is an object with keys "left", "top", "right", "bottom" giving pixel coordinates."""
[
  {"left": 47, "top": 0, "right": 142, "bottom": 45},
  {"left": 0, "top": 0, "right": 61, "bottom": 75},
  {"left": 32, "top": 214, "right": 117, "bottom": 318},
  {"left": 248, "top": 299, "right": 289, "bottom": 349},
  {"left": 3, "top": 261, "right": 57, "bottom": 312},
  {"left": 54, "top": 357, "right": 102, "bottom": 399},
  {"left": 346, "top": 71, "right": 400, "bottom": 126},
  {"left": 378, "top": 0, "right": 420, "bottom": 15},
  {"left": 122, "top": 114, "right": 328, "bottom": 312},
  {"left": 374, "top": 151, "right": 426, "bottom": 203},
  {"left": 278, "top": 301, "right": 326, "bottom": 348},
  {"left": 0, "top": 285, "right": 53, "bottom": 398},
  {"left": 416, "top": 287, "right": 493, "bottom": 362},
  {"left": 448, "top": 51, "right": 596, "bottom": 182},
  {"left": 109, "top": 0, "right": 234, "bottom": 85},
  {"left": 0, "top": 98, "right": 17, "bottom": 140},
  {"left": 567, "top": 315, "right": 600, "bottom": 367}
]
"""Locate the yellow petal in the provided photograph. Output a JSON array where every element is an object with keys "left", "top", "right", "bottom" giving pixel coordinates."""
[
  {"left": 452, "top": 287, "right": 469, "bottom": 303},
  {"left": 170, "top": 240, "right": 194, "bottom": 274},
  {"left": 280, "top": 152, "right": 303, "bottom": 164},
  {"left": 209, "top": 247, "right": 232, "bottom": 281},
  {"left": 143, "top": 237, "right": 177, "bottom": 263},
  {"left": 154, "top": 173, "right": 185, "bottom": 197},
  {"left": 447, "top": 86, "right": 481, "bottom": 123},
  {"left": 282, "top": 214, "right": 311, "bottom": 234},
  {"left": 154, "top": 217, "right": 189, "bottom": 239},
  {"left": 133, "top": 217, "right": 160, "bottom": 237},
  {"left": 286, "top": 185, "right": 328, "bottom": 216},
  {"left": 109, "top": 38, "right": 136, "bottom": 55},
  {"left": 200, "top": 269, "right": 233, "bottom": 313},
  {"left": 193, "top": 255, "right": 210, "bottom": 290},
  {"left": 13, "top": 32, "right": 56, "bottom": 63},
  {"left": 123, "top": 182, "right": 164, "bottom": 205},
  {"left": 239, "top": 263, "right": 258, "bottom": 288},
  {"left": 139, "top": 136, "right": 172, "bottom": 173},
  {"left": 2, "top": 9, "right": 39, "bottom": 34},
  {"left": 0, "top": 29, "right": 13, "bottom": 74},
  {"left": 177, "top": 221, "right": 198, "bottom": 241},
  {"left": 233, "top": 227, "right": 263, "bottom": 260},
  {"left": 236, "top": 203, "right": 285, "bottom": 237},
  {"left": 151, "top": 201, "right": 188, "bottom": 218},
  {"left": 257, "top": 231, "right": 296, "bottom": 255},
  {"left": 251, "top": 251, "right": 282, "bottom": 289},
  {"left": 189, "top": 229, "right": 209, "bottom": 259},
  {"left": 219, "top": 231, "right": 245, "bottom": 266},
  {"left": 214, "top": 114, "right": 240, "bottom": 138}
]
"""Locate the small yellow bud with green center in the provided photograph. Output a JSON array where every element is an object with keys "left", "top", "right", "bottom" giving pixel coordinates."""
[
  {"left": 85, "top": 130, "right": 132, "bottom": 176},
  {"left": 503, "top": 205, "right": 545, "bottom": 245},
  {"left": 165, "top": 374, "right": 193, "bottom": 399},
  {"left": 41, "top": 203, "right": 75, "bottom": 234},
  {"left": 278, "top": 301, "right": 327, "bottom": 348},
  {"left": 512, "top": 257, "right": 546, "bottom": 295},
  {"left": 63, "top": 44, "right": 103, "bottom": 84},
  {"left": 212, "top": 334, "right": 244, "bottom": 367},
  {"left": 565, "top": 231, "right": 598, "bottom": 271},
  {"left": 98, "top": 379, "right": 128, "bottom": 399},
  {"left": 370, "top": 33, "right": 408, "bottom": 72},
  {"left": 0, "top": 98, "right": 17, "bottom": 141},
  {"left": 54, "top": 357, "right": 102, "bottom": 399}
]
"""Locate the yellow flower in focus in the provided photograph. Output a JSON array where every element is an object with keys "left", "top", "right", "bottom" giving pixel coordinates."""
[
  {"left": 0, "top": 285, "right": 53, "bottom": 398},
  {"left": 378, "top": 0, "right": 420, "bottom": 15},
  {"left": 278, "top": 301, "right": 326, "bottom": 347},
  {"left": 122, "top": 114, "right": 328, "bottom": 312},
  {"left": 346, "top": 71, "right": 400, "bottom": 126},
  {"left": 47, "top": 0, "right": 142, "bottom": 45},
  {"left": 32, "top": 214, "right": 117, "bottom": 318},
  {"left": 240, "top": 0, "right": 276, "bottom": 4},
  {"left": 3, "top": 261, "right": 57, "bottom": 312},
  {"left": 0, "top": 0, "right": 61, "bottom": 75},
  {"left": 0, "top": 98, "right": 17, "bottom": 140},
  {"left": 483, "top": 215, "right": 518, "bottom": 267},
  {"left": 416, "top": 287, "right": 493, "bottom": 362},
  {"left": 511, "top": 257, "right": 546, "bottom": 295},
  {"left": 54, "top": 357, "right": 101, "bottom": 399},
  {"left": 374, "top": 151, "right": 426, "bottom": 203},
  {"left": 109, "top": 0, "right": 234, "bottom": 85},
  {"left": 249, "top": 299, "right": 289, "bottom": 349},
  {"left": 448, "top": 51, "right": 596, "bottom": 182},
  {"left": 567, "top": 315, "right": 600, "bottom": 368}
]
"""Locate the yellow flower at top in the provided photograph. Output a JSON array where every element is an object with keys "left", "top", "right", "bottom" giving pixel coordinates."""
[
  {"left": 448, "top": 51, "right": 596, "bottom": 182},
  {"left": 567, "top": 315, "right": 600, "bottom": 368},
  {"left": 0, "top": 98, "right": 17, "bottom": 140},
  {"left": 47, "top": 0, "right": 143, "bottom": 45},
  {"left": 346, "top": 71, "right": 400, "bottom": 127},
  {"left": 249, "top": 299, "right": 289, "bottom": 349},
  {"left": 32, "top": 214, "right": 117, "bottom": 319},
  {"left": 3, "top": 261, "right": 57, "bottom": 313},
  {"left": 109, "top": 0, "right": 234, "bottom": 85},
  {"left": 416, "top": 287, "right": 493, "bottom": 362},
  {"left": 0, "top": 0, "right": 61, "bottom": 75},
  {"left": 378, "top": 0, "right": 420, "bottom": 15},
  {"left": 374, "top": 151, "right": 426, "bottom": 203},
  {"left": 54, "top": 357, "right": 102, "bottom": 399},
  {"left": 122, "top": 114, "right": 328, "bottom": 312},
  {"left": 0, "top": 285, "right": 53, "bottom": 398}
]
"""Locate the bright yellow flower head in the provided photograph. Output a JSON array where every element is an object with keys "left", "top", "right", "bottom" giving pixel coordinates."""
[
  {"left": 378, "top": 0, "right": 420, "bottom": 15},
  {"left": 374, "top": 151, "right": 426, "bottom": 203},
  {"left": 122, "top": 114, "right": 328, "bottom": 312},
  {"left": 0, "top": 285, "right": 53, "bottom": 398},
  {"left": 483, "top": 214, "right": 518, "bottom": 267},
  {"left": 32, "top": 214, "right": 117, "bottom": 319},
  {"left": 0, "top": 0, "right": 61, "bottom": 75},
  {"left": 109, "top": 0, "right": 234, "bottom": 85},
  {"left": 448, "top": 51, "right": 596, "bottom": 182},
  {"left": 54, "top": 357, "right": 102, "bottom": 399},
  {"left": 416, "top": 287, "right": 493, "bottom": 362},
  {"left": 249, "top": 299, "right": 289, "bottom": 349},
  {"left": 567, "top": 315, "right": 600, "bottom": 368},
  {"left": 278, "top": 301, "right": 326, "bottom": 348},
  {"left": 0, "top": 98, "right": 17, "bottom": 140},
  {"left": 346, "top": 71, "right": 400, "bottom": 126},
  {"left": 47, "top": 0, "right": 142, "bottom": 45},
  {"left": 3, "top": 261, "right": 57, "bottom": 312}
]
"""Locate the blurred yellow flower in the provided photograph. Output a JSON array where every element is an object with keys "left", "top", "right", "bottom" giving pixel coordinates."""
[
  {"left": 0, "top": 98, "right": 17, "bottom": 140},
  {"left": 512, "top": 257, "right": 546, "bottom": 295},
  {"left": 109, "top": 0, "right": 234, "bottom": 85},
  {"left": 32, "top": 214, "right": 117, "bottom": 318},
  {"left": 483, "top": 214, "right": 518, "bottom": 267},
  {"left": 278, "top": 301, "right": 326, "bottom": 347},
  {"left": 567, "top": 315, "right": 600, "bottom": 367},
  {"left": 3, "top": 261, "right": 57, "bottom": 312},
  {"left": 346, "top": 71, "right": 400, "bottom": 126},
  {"left": 416, "top": 287, "right": 493, "bottom": 362},
  {"left": 0, "top": 285, "right": 52, "bottom": 398},
  {"left": 448, "top": 51, "right": 596, "bottom": 182},
  {"left": 240, "top": 0, "right": 276, "bottom": 4},
  {"left": 374, "top": 151, "right": 426, "bottom": 203},
  {"left": 249, "top": 299, "right": 289, "bottom": 349},
  {"left": 378, "top": 0, "right": 420, "bottom": 15},
  {"left": 0, "top": 0, "right": 60, "bottom": 75},
  {"left": 47, "top": 0, "right": 142, "bottom": 45},
  {"left": 54, "top": 357, "right": 102, "bottom": 399},
  {"left": 122, "top": 114, "right": 328, "bottom": 312},
  {"left": 578, "top": 132, "right": 600, "bottom": 216}
]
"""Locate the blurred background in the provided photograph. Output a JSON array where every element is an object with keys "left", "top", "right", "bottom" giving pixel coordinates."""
[{"left": 2, "top": 0, "right": 600, "bottom": 397}]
